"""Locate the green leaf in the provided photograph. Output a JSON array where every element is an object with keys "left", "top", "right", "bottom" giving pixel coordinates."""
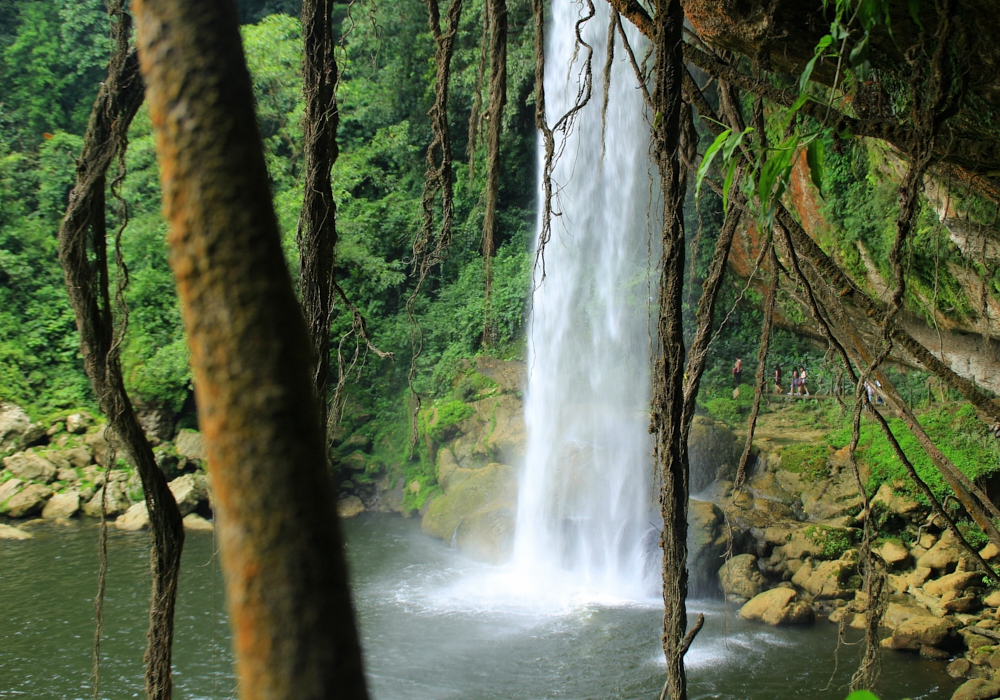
[
  {"left": 695, "top": 128, "right": 731, "bottom": 198},
  {"left": 806, "top": 139, "right": 825, "bottom": 198},
  {"left": 845, "top": 692, "right": 881, "bottom": 700}
]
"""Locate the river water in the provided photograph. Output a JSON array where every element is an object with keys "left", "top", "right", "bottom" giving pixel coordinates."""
[{"left": 1, "top": 515, "right": 954, "bottom": 699}]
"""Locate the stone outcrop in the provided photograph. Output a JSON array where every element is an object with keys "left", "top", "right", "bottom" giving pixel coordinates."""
[
  {"left": 422, "top": 462, "right": 517, "bottom": 564},
  {"left": 82, "top": 481, "right": 130, "bottom": 518},
  {"left": 688, "top": 416, "right": 740, "bottom": 494},
  {"left": 168, "top": 473, "right": 209, "bottom": 516},
  {"left": 884, "top": 616, "right": 958, "bottom": 652},
  {"left": 0, "top": 523, "right": 32, "bottom": 540},
  {"left": 41, "top": 491, "right": 79, "bottom": 519},
  {"left": 0, "top": 402, "right": 31, "bottom": 452},
  {"left": 739, "top": 588, "right": 814, "bottom": 626},
  {"left": 689, "top": 499, "right": 729, "bottom": 595},
  {"left": 115, "top": 502, "right": 150, "bottom": 531},
  {"left": 3, "top": 450, "right": 56, "bottom": 483},
  {"left": 4, "top": 483, "right": 53, "bottom": 518},
  {"left": 951, "top": 679, "right": 1000, "bottom": 700},
  {"left": 718, "top": 554, "right": 766, "bottom": 601},
  {"left": 175, "top": 429, "right": 206, "bottom": 462},
  {"left": 337, "top": 495, "right": 365, "bottom": 519}
]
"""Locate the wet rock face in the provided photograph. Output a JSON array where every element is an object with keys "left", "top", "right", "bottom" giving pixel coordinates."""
[
  {"left": 688, "top": 499, "right": 728, "bottom": 597},
  {"left": 422, "top": 463, "right": 517, "bottom": 564},
  {"left": 687, "top": 416, "right": 740, "bottom": 495}
]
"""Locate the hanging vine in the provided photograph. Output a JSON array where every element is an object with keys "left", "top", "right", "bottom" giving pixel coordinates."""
[
  {"left": 57, "top": 4, "right": 185, "bottom": 699},
  {"left": 482, "top": 0, "right": 508, "bottom": 344}
]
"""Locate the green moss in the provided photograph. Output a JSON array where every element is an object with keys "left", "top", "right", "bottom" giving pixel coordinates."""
[
  {"left": 778, "top": 443, "right": 829, "bottom": 482},
  {"left": 423, "top": 399, "right": 474, "bottom": 444},
  {"left": 804, "top": 525, "right": 855, "bottom": 560},
  {"left": 829, "top": 403, "right": 1000, "bottom": 503}
]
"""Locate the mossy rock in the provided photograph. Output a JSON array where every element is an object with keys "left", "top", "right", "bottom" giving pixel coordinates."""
[
  {"left": 688, "top": 416, "right": 740, "bottom": 493},
  {"left": 422, "top": 462, "right": 517, "bottom": 563}
]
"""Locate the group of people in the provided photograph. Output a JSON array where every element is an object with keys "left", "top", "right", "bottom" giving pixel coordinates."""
[
  {"left": 730, "top": 359, "right": 811, "bottom": 397},
  {"left": 773, "top": 365, "right": 810, "bottom": 396}
]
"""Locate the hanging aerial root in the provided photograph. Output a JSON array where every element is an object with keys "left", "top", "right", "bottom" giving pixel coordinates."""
[
  {"left": 406, "top": 0, "right": 464, "bottom": 447},
  {"left": 599, "top": 8, "right": 617, "bottom": 166},
  {"left": 481, "top": 0, "right": 507, "bottom": 344},
  {"left": 299, "top": 0, "right": 340, "bottom": 430},
  {"left": 467, "top": 6, "right": 489, "bottom": 179},
  {"left": 58, "top": 5, "right": 185, "bottom": 699},
  {"left": 532, "top": 0, "right": 596, "bottom": 280}
]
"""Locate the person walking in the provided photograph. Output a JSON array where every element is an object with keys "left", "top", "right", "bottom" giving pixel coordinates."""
[
  {"left": 799, "top": 366, "right": 810, "bottom": 397},
  {"left": 773, "top": 365, "right": 783, "bottom": 394},
  {"left": 789, "top": 368, "right": 799, "bottom": 395},
  {"left": 732, "top": 357, "right": 743, "bottom": 388}
]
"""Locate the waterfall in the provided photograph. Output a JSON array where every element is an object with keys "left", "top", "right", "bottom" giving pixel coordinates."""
[{"left": 512, "top": 0, "right": 660, "bottom": 602}]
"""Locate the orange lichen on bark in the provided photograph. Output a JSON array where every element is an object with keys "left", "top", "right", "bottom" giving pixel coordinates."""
[{"left": 132, "top": 1, "right": 369, "bottom": 699}]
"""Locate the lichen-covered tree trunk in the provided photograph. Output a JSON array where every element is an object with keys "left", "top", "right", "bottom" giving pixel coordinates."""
[
  {"left": 56, "top": 12, "right": 184, "bottom": 699},
  {"left": 648, "top": 0, "right": 692, "bottom": 698},
  {"left": 132, "top": 0, "right": 368, "bottom": 698},
  {"left": 299, "top": 0, "right": 339, "bottom": 427}
]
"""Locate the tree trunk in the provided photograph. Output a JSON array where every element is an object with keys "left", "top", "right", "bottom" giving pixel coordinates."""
[
  {"left": 649, "top": 0, "right": 692, "bottom": 698},
  {"left": 56, "top": 14, "right": 185, "bottom": 699},
  {"left": 132, "top": 0, "right": 369, "bottom": 698}
]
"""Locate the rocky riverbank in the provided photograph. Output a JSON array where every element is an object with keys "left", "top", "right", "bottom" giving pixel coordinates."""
[
  {"left": 7, "top": 359, "right": 1000, "bottom": 700},
  {"left": 0, "top": 403, "right": 213, "bottom": 538}
]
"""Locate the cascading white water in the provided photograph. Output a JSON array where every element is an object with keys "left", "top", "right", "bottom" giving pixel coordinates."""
[{"left": 512, "top": 0, "right": 660, "bottom": 602}]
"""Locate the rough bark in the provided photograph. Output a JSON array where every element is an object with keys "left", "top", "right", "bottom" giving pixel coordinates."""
[
  {"left": 299, "top": 0, "right": 339, "bottom": 429},
  {"left": 649, "top": 0, "right": 693, "bottom": 698},
  {"left": 56, "top": 10, "right": 185, "bottom": 698},
  {"left": 132, "top": 0, "right": 368, "bottom": 698}
]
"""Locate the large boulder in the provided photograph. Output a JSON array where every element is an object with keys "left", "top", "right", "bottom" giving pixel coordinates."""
[
  {"left": 84, "top": 426, "right": 112, "bottom": 466},
  {"left": 42, "top": 491, "right": 80, "bottom": 519},
  {"left": 3, "top": 483, "right": 53, "bottom": 518},
  {"left": 65, "top": 412, "right": 93, "bottom": 434},
  {"left": 791, "top": 554, "right": 857, "bottom": 600},
  {"left": 925, "top": 571, "right": 985, "bottom": 598},
  {"left": 739, "top": 588, "right": 814, "bottom": 626},
  {"left": 422, "top": 462, "right": 517, "bottom": 564},
  {"left": 918, "top": 529, "right": 965, "bottom": 572},
  {"left": 0, "top": 402, "right": 31, "bottom": 452},
  {"left": 63, "top": 447, "right": 93, "bottom": 468},
  {"left": 0, "top": 523, "right": 32, "bottom": 540},
  {"left": 183, "top": 513, "right": 213, "bottom": 531},
  {"left": 689, "top": 499, "right": 729, "bottom": 596},
  {"left": 951, "top": 679, "right": 1000, "bottom": 700},
  {"left": 115, "top": 502, "right": 149, "bottom": 531},
  {"left": 0, "top": 477, "right": 24, "bottom": 506},
  {"left": 175, "top": 429, "right": 206, "bottom": 462},
  {"left": 168, "top": 473, "right": 209, "bottom": 516},
  {"left": 884, "top": 615, "right": 957, "bottom": 651},
  {"left": 82, "top": 481, "right": 130, "bottom": 517},
  {"left": 3, "top": 450, "right": 56, "bottom": 483},
  {"left": 877, "top": 538, "right": 911, "bottom": 568},
  {"left": 871, "top": 482, "right": 921, "bottom": 517},
  {"left": 688, "top": 416, "right": 740, "bottom": 493},
  {"left": 718, "top": 554, "right": 766, "bottom": 601},
  {"left": 337, "top": 495, "right": 364, "bottom": 519}
]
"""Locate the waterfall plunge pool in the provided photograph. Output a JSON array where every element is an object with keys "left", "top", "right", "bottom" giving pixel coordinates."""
[{"left": 0, "top": 513, "right": 953, "bottom": 699}]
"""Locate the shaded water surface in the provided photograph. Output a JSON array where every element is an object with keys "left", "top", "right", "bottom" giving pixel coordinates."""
[{"left": 1, "top": 514, "right": 954, "bottom": 699}]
